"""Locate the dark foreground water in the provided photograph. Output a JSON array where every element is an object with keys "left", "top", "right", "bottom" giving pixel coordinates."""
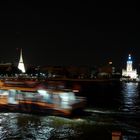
[{"left": 1, "top": 82, "right": 140, "bottom": 140}]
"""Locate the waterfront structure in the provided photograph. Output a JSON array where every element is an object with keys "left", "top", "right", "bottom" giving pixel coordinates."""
[
  {"left": 0, "top": 89, "right": 86, "bottom": 116},
  {"left": 18, "top": 49, "right": 26, "bottom": 73},
  {"left": 122, "top": 54, "right": 137, "bottom": 79}
]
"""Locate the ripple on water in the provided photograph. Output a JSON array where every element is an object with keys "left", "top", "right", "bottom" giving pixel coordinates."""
[{"left": 0, "top": 113, "right": 86, "bottom": 139}]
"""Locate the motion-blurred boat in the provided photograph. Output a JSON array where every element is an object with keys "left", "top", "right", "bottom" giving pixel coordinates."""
[{"left": 0, "top": 88, "right": 86, "bottom": 116}]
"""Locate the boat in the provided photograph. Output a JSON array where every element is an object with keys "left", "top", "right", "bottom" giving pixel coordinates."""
[
  {"left": 0, "top": 88, "right": 86, "bottom": 116},
  {"left": 0, "top": 79, "right": 40, "bottom": 87}
]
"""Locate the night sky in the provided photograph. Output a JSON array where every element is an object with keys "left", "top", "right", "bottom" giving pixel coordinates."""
[{"left": 0, "top": 1, "right": 140, "bottom": 69}]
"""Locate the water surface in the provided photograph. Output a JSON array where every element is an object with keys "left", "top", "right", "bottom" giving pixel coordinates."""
[{"left": 1, "top": 82, "right": 140, "bottom": 140}]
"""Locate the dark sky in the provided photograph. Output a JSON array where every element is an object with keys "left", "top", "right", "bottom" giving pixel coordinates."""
[{"left": 0, "top": 1, "right": 140, "bottom": 69}]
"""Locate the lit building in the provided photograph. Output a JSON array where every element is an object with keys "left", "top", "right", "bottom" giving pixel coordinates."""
[
  {"left": 122, "top": 54, "right": 137, "bottom": 79},
  {"left": 18, "top": 48, "right": 26, "bottom": 73}
]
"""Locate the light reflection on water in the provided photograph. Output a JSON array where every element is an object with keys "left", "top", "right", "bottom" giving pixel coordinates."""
[
  {"left": 121, "top": 82, "right": 140, "bottom": 112},
  {"left": 1, "top": 82, "right": 140, "bottom": 139},
  {"left": 0, "top": 111, "right": 140, "bottom": 140},
  {"left": 0, "top": 113, "right": 90, "bottom": 140}
]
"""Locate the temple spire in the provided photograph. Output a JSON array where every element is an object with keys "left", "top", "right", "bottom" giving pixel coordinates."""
[
  {"left": 18, "top": 48, "right": 25, "bottom": 73},
  {"left": 126, "top": 54, "right": 133, "bottom": 72},
  {"left": 122, "top": 54, "right": 137, "bottom": 79}
]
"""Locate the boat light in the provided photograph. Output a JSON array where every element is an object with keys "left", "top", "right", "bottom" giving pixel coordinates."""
[
  {"left": 72, "top": 89, "right": 79, "bottom": 93},
  {"left": 37, "top": 90, "right": 47, "bottom": 94}
]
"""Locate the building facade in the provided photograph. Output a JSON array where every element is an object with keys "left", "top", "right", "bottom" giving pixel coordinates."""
[{"left": 122, "top": 54, "right": 137, "bottom": 79}]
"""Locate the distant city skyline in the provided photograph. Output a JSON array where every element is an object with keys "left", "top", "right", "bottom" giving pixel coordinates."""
[
  {"left": 0, "top": 1, "right": 140, "bottom": 69},
  {"left": 0, "top": 48, "right": 139, "bottom": 69}
]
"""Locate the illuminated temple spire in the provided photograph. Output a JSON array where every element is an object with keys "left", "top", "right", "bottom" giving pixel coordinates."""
[
  {"left": 18, "top": 48, "right": 26, "bottom": 73},
  {"left": 126, "top": 54, "right": 133, "bottom": 72},
  {"left": 122, "top": 54, "right": 137, "bottom": 79}
]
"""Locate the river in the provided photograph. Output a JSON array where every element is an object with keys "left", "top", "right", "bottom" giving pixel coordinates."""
[{"left": 0, "top": 82, "right": 140, "bottom": 140}]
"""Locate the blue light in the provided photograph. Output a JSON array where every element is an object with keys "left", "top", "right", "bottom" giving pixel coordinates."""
[{"left": 128, "top": 54, "right": 132, "bottom": 61}]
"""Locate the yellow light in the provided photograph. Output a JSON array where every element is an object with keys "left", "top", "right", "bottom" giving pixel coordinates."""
[{"left": 109, "top": 61, "right": 112, "bottom": 65}]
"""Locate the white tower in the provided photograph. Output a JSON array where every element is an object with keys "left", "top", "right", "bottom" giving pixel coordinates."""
[
  {"left": 126, "top": 54, "right": 133, "bottom": 72},
  {"left": 122, "top": 54, "right": 137, "bottom": 79},
  {"left": 18, "top": 48, "right": 26, "bottom": 73}
]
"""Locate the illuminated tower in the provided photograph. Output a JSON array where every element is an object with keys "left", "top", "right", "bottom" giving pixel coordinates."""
[
  {"left": 126, "top": 54, "right": 133, "bottom": 71},
  {"left": 122, "top": 54, "right": 137, "bottom": 79},
  {"left": 18, "top": 48, "right": 26, "bottom": 73}
]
